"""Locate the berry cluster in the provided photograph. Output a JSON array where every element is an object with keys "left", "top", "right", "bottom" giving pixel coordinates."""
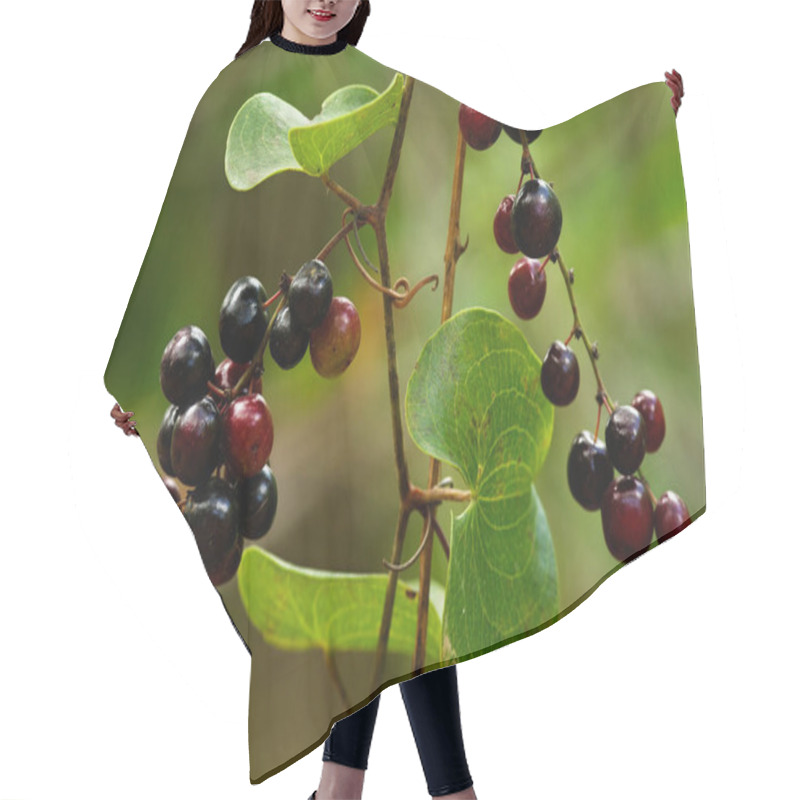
[
  {"left": 567, "top": 391, "right": 689, "bottom": 561},
  {"left": 157, "top": 260, "right": 361, "bottom": 586},
  {"left": 458, "top": 103, "right": 691, "bottom": 563}
]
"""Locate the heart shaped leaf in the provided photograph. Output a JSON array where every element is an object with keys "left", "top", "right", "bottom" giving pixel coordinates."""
[
  {"left": 238, "top": 546, "right": 442, "bottom": 663},
  {"left": 225, "top": 73, "right": 405, "bottom": 190},
  {"left": 405, "top": 307, "right": 559, "bottom": 659}
]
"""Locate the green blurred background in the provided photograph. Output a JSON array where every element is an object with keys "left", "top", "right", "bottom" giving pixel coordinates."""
[{"left": 104, "top": 42, "right": 704, "bottom": 778}]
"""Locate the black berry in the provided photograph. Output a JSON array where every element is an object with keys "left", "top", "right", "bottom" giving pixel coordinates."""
[
  {"left": 605, "top": 405, "right": 646, "bottom": 475},
  {"left": 541, "top": 340, "right": 579, "bottom": 406},
  {"left": 288, "top": 259, "right": 333, "bottom": 331},
  {"left": 567, "top": 431, "right": 614, "bottom": 511},
  {"left": 157, "top": 404, "right": 180, "bottom": 476},
  {"left": 184, "top": 477, "right": 243, "bottom": 587},
  {"left": 239, "top": 464, "right": 279, "bottom": 540},
  {"left": 160, "top": 325, "right": 215, "bottom": 408},
  {"left": 170, "top": 396, "right": 222, "bottom": 487},
  {"left": 502, "top": 125, "right": 542, "bottom": 145},
  {"left": 219, "top": 277, "right": 269, "bottom": 365},
  {"left": 269, "top": 306, "right": 309, "bottom": 370},
  {"left": 511, "top": 179, "right": 563, "bottom": 259}
]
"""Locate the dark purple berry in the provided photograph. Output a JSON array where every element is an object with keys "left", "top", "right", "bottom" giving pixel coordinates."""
[
  {"left": 502, "top": 125, "right": 542, "bottom": 145},
  {"left": 219, "top": 277, "right": 269, "bottom": 365},
  {"left": 605, "top": 405, "right": 646, "bottom": 475},
  {"left": 160, "top": 325, "right": 215, "bottom": 408},
  {"left": 239, "top": 464, "right": 278, "bottom": 540},
  {"left": 494, "top": 195, "right": 519, "bottom": 254},
  {"left": 655, "top": 491, "right": 690, "bottom": 543},
  {"left": 511, "top": 179, "right": 563, "bottom": 259},
  {"left": 508, "top": 257, "right": 546, "bottom": 320},
  {"left": 288, "top": 259, "right": 333, "bottom": 331},
  {"left": 567, "top": 431, "right": 614, "bottom": 511},
  {"left": 269, "top": 306, "right": 309, "bottom": 370},
  {"left": 601, "top": 476, "right": 654, "bottom": 562},
  {"left": 541, "top": 340, "right": 580, "bottom": 406},
  {"left": 632, "top": 389, "right": 666, "bottom": 453},
  {"left": 170, "top": 396, "right": 222, "bottom": 487},
  {"left": 157, "top": 404, "right": 180, "bottom": 476},
  {"left": 458, "top": 104, "right": 502, "bottom": 150},
  {"left": 183, "top": 477, "right": 242, "bottom": 587}
]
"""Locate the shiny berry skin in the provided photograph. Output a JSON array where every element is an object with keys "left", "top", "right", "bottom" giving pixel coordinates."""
[
  {"left": 310, "top": 296, "right": 361, "bottom": 379},
  {"left": 458, "top": 104, "right": 502, "bottom": 150},
  {"left": 502, "top": 125, "right": 542, "bottom": 145},
  {"left": 511, "top": 179, "right": 563, "bottom": 259},
  {"left": 157, "top": 404, "right": 180, "bottom": 476},
  {"left": 541, "top": 340, "right": 579, "bottom": 406},
  {"left": 654, "top": 491, "right": 690, "bottom": 543},
  {"left": 567, "top": 431, "right": 614, "bottom": 511},
  {"left": 269, "top": 306, "right": 309, "bottom": 370},
  {"left": 170, "top": 396, "right": 222, "bottom": 487},
  {"left": 219, "top": 277, "right": 269, "bottom": 365},
  {"left": 601, "top": 476, "right": 654, "bottom": 562},
  {"left": 214, "top": 357, "right": 262, "bottom": 399},
  {"left": 239, "top": 464, "right": 279, "bottom": 540},
  {"left": 493, "top": 195, "right": 519, "bottom": 254},
  {"left": 508, "top": 257, "right": 546, "bottom": 320},
  {"left": 631, "top": 389, "right": 665, "bottom": 453},
  {"left": 288, "top": 259, "right": 333, "bottom": 331},
  {"left": 605, "top": 405, "right": 646, "bottom": 475},
  {"left": 183, "top": 477, "right": 243, "bottom": 587},
  {"left": 160, "top": 325, "right": 215, "bottom": 408},
  {"left": 222, "top": 394, "right": 274, "bottom": 479}
]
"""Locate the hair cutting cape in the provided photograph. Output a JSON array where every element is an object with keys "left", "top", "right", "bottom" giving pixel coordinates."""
[{"left": 104, "top": 36, "right": 705, "bottom": 783}]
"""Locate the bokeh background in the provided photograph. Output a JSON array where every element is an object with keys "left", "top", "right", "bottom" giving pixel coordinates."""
[{"left": 104, "top": 40, "right": 704, "bottom": 780}]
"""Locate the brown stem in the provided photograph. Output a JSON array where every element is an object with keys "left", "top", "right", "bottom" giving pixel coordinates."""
[
  {"left": 370, "top": 75, "right": 418, "bottom": 688},
  {"left": 552, "top": 250, "right": 616, "bottom": 412},
  {"left": 413, "top": 124, "right": 469, "bottom": 672},
  {"left": 371, "top": 504, "right": 412, "bottom": 688}
]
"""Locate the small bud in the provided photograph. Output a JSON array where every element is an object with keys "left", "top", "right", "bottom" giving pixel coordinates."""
[
  {"left": 592, "top": 342, "right": 599, "bottom": 359},
  {"left": 569, "top": 268, "right": 575, "bottom": 284}
]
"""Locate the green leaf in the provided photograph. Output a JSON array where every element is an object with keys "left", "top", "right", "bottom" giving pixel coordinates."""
[
  {"left": 238, "top": 546, "right": 441, "bottom": 663},
  {"left": 225, "top": 93, "right": 311, "bottom": 191},
  {"left": 405, "top": 307, "right": 558, "bottom": 659},
  {"left": 290, "top": 76, "right": 405, "bottom": 176},
  {"left": 225, "top": 73, "right": 405, "bottom": 190}
]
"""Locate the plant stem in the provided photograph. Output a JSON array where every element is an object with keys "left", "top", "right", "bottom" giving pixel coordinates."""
[
  {"left": 413, "top": 126, "right": 469, "bottom": 671},
  {"left": 369, "top": 75, "right": 418, "bottom": 688}
]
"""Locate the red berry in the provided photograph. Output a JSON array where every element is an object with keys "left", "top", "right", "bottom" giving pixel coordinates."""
[
  {"left": 654, "top": 491, "right": 690, "bottom": 543},
  {"left": 458, "top": 104, "right": 502, "bottom": 150},
  {"left": 494, "top": 195, "right": 519, "bottom": 254},
  {"left": 223, "top": 394, "right": 274, "bottom": 479},
  {"left": 600, "top": 476, "right": 654, "bottom": 562},
  {"left": 214, "top": 357, "right": 262, "bottom": 399},
  {"left": 631, "top": 389, "right": 665, "bottom": 453},
  {"left": 508, "top": 257, "right": 547, "bottom": 320},
  {"left": 310, "top": 296, "right": 361, "bottom": 379}
]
